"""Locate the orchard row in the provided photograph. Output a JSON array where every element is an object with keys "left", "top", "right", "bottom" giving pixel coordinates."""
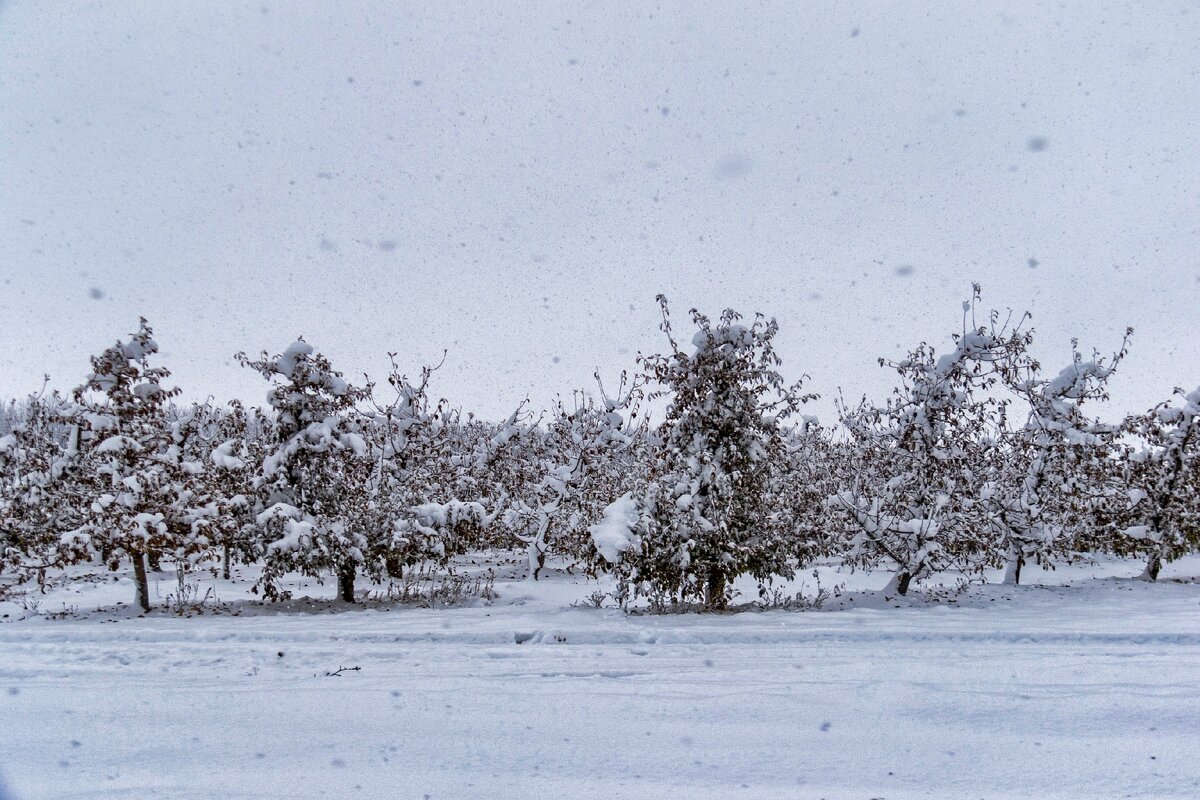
[{"left": 1, "top": 288, "right": 1196, "bottom": 612}]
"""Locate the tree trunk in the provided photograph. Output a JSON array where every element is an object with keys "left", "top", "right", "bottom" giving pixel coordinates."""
[
  {"left": 884, "top": 569, "right": 912, "bottom": 596},
  {"left": 222, "top": 544, "right": 231, "bottom": 580},
  {"left": 1002, "top": 552, "right": 1024, "bottom": 586},
  {"left": 132, "top": 553, "right": 151, "bottom": 613},
  {"left": 705, "top": 570, "right": 727, "bottom": 610},
  {"left": 385, "top": 554, "right": 404, "bottom": 580},
  {"left": 337, "top": 567, "right": 356, "bottom": 603},
  {"left": 1139, "top": 553, "right": 1162, "bottom": 582},
  {"left": 526, "top": 523, "right": 548, "bottom": 581},
  {"left": 147, "top": 550, "right": 161, "bottom": 572}
]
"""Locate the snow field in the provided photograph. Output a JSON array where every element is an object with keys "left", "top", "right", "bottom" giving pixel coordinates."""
[{"left": 2, "top": 556, "right": 1198, "bottom": 799}]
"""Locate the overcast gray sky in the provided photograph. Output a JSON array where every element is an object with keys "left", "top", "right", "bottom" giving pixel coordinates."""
[{"left": 1, "top": 1, "right": 1197, "bottom": 420}]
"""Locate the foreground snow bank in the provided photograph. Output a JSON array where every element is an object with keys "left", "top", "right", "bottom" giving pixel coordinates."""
[{"left": 1, "top": 557, "right": 1198, "bottom": 799}]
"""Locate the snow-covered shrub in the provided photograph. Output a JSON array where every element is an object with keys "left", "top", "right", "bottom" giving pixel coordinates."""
[{"left": 597, "top": 296, "right": 817, "bottom": 610}]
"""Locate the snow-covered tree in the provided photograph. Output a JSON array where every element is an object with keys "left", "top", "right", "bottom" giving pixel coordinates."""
[
  {"left": 775, "top": 415, "right": 839, "bottom": 566},
  {"left": 506, "top": 373, "right": 647, "bottom": 578},
  {"left": 597, "top": 296, "right": 816, "bottom": 610},
  {"left": 830, "top": 289, "right": 1029, "bottom": 595},
  {"left": 368, "top": 354, "right": 499, "bottom": 577},
  {"left": 989, "top": 334, "right": 1129, "bottom": 583},
  {"left": 174, "top": 400, "right": 268, "bottom": 580},
  {"left": 57, "top": 320, "right": 207, "bottom": 612},
  {"left": 0, "top": 391, "right": 79, "bottom": 584},
  {"left": 239, "top": 340, "right": 372, "bottom": 601},
  {"left": 1111, "top": 386, "right": 1200, "bottom": 579}
]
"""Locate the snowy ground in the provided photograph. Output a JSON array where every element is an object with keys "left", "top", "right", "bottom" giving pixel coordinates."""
[{"left": 2, "top": 556, "right": 1199, "bottom": 800}]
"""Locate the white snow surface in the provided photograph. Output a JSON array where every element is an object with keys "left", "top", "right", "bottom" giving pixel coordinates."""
[
  {"left": 588, "top": 493, "right": 639, "bottom": 563},
  {"left": 2, "top": 555, "right": 1199, "bottom": 799},
  {"left": 209, "top": 440, "right": 246, "bottom": 471}
]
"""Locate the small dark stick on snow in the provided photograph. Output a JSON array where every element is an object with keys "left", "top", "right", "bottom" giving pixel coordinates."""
[{"left": 325, "top": 665, "right": 362, "bottom": 677}]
